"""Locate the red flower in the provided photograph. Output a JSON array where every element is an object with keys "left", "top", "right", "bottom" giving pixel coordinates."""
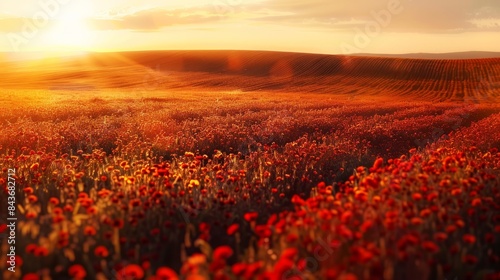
[
  {"left": 463, "top": 254, "right": 478, "bottom": 265},
  {"left": 255, "top": 225, "right": 272, "bottom": 238},
  {"left": 213, "top": 246, "right": 233, "bottom": 261},
  {"left": 34, "top": 247, "right": 49, "bottom": 257},
  {"left": 273, "top": 258, "right": 294, "bottom": 276},
  {"left": 412, "top": 192, "right": 422, "bottom": 201},
  {"left": 244, "top": 212, "right": 258, "bottom": 222},
  {"left": 30, "top": 163, "right": 39, "bottom": 171},
  {"left": 434, "top": 232, "right": 448, "bottom": 242},
  {"left": 463, "top": 234, "right": 476, "bottom": 245},
  {"left": 226, "top": 224, "right": 239, "bottom": 235},
  {"left": 199, "top": 222, "right": 210, "bottom": 232},
  {"left": 26, "top": 244, "right": 38, "bottom": 254},
  {"left": 23, "top": 187, "right": 34, "bottom": 194},
  {"left": 411, "top": 217, "right": 423, "bottom": 226},
  {"left": 94, "top": 246, "right": 109, "bottom": 258},
  {"left": 68, "top": 264, "right": 87, "bottom": 279},
  {"left": 112, "top": 219, "right": 124, "bottom": 229},
  {"left": 27, "top": 195, "right": 38, "bottom": 203},
  {"left": 280, "top": 248, "right": 298, "bottom": 261},
  {"left": 117, "top": 264, "right": 144, "bottom": 280},
  {"left": 23, "top": 273, "right": 40, "bottom": 280},
  {"left": 471, "top": 198, "right": 482, "bottom": 207},
  {"left": 291, "top": 194, "right": 305, "bottom": 206},
  {"left": 232, "top": 263, "right": 247, "bottom": 276},
  {"left": 155, "top": 267, "right": 179, "bottom": 280},
  {"left": 422, "top": 241, "right": 440, "bottom": 253},
  {"left": 49, "top": 197, "right": 60, "bottom": 205},
  {"left": 286, "top": 233, "right": 299, "bottom": 243},
  {"left": 83, "top": 226, "right": 97, "bottom": 236},
  {"left": 339, "top": 273, "right": 358, "bottom": 280}
]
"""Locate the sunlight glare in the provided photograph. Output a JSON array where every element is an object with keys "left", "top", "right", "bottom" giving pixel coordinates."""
[{"left": 41, "top": 2, "right": 94, "bottom": 51}]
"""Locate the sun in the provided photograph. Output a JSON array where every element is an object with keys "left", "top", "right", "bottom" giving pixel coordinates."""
[{"left": 40, "top": 2, "right": 94, "bottom": 51}]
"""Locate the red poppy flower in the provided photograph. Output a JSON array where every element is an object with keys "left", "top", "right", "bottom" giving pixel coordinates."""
[
  {"left": 27, "top": 195, "right": 38, "bottom": 203},
  {"left": 26, "top": 211, "right": 37, "bottom": 219},
  {"left": 34, "top": 247, "right": 49, "bottom": 257},
  {"left": 113, "top": 219, "right": 124, "bottom": 229},
  {"left": 412, "top": 193, "right": 422, "bottom": 201},
  {"left": 213, "top": 246, "right": 233, "bottom": 261},
  {"left": 155, "top": 267, "right": 179, "bottom": 280},
  {"left": 339, "top": 273, "right": 358, "bottom": 280},
  {"left": 434, "top": 232, "right": 448, "bottom": 242},
  {"left": 471, "top": 198, "right": 482, "bottom": 207},
  {"left": 226, "top": 224, "right": 239, "bottom": 235},
  {"left": 422, "top": 241, "right": 440, "bottom": 253},
  {"left": 463, "top": 234, "right": 476, "bottom": 244},
  {"left": 255, "top": 225, "right": 272, "bottom": 238},
  {"left": 463, "top": 254, "right": 478, "bottom": 265},
  {"left": 83, "top": 226, "right": 97, "bottom": 236},
  {"left": 273, "top": 258, "right": 294, "bottom": 275},
  {"left": 30, "top": 163, "right": 39, "bottom": 171},
  {"left": 68, "top": 264, "right": 87, "bottom": 279},
  {"left": 280, "top": 248, "right": 298, "bottom": 261},
  {"left": 26, "top": 244, "right": 38, "bottom": 254},
  {"left": 244, "top": 212, "right": 258, "bottom": 222},
  {"left": 23, "top": 187, "right": 34, "bottom": 194},
  {"left": 23, "top": 273, "right": 40, "bottom": 280},
  {"left": 94, "top": 246, "right": 109, "bottom": 258},
  {"left": 117, "top": 264, "right": 144, "bottom": 280},
  {"left": 49, "top": 197, "right": 60, "bottom": 205}
]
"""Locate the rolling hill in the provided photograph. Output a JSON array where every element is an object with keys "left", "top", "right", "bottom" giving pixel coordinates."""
[{"left": 1, "top": 50, "right": 499, "bottom": 102}]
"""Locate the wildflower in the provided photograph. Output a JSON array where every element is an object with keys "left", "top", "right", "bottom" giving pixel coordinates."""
[
  {"left": 231, "top": 263, "right": 247, "bottom": 276},
  {"left": 412, "top": 192, "right": 422, "bottom": 201},
  {"left": 94, "top": 246, "right": 109, "bottom": 258},
  {"left": 280, "top": 248, "right": 298, "bottom": 261},
  {"left": 83, "top": 226, "right": 97, "bottom": 236},
  {"left": 68, "top": 264, "right": 87, "bottom": 279},
  {"left": 463, "top": 254, "right": 478, "bottom": 265},
  {"left": 34, "top": 247, "right": 49, "bottom": 257},
  {"left": 49, "top": 197, "right": 60, "bottom": 205},
  {"left": 112, "top": 219, "right": 124, "bottom": 229},
  {"left": 471, "top": 198, "right": 481, "bottom": 207},
  {"left": 244, "top": 212, "right": 258, "bottom": 222},
  {"left": 118, "top": 264, "right": 144, "bottom": 280},
  {"left": 26, "top": 211, "right": 37, "bottom": 219},
  {"left": 422, "top": 241, "right": 440, "bottom": 253},
  {"left": 23, "top": 187, "right": 34, "bottom": 194},
  {"left": 27, "top": 195, "right": 38, "bottom": 203},
  {"left": 255, "top": 225, "right": 272, "bottom": 238},
  {"left": 226, "top": 224, "right": 239, "bottom": 235},
  {"left": 434, "top": 232, "right": 448, "bottom": 242},
  {"left": 23, "top": 273, "right": 40, "bottom": 280},
  {"left": 156, "top": 267, "right": 179, "bottom": 280},
  {"left": 213, "top": 246, "right": 233, "bottom": 261},
  {"left": 463, "top": 234, "right": 476, "bottom": 244},
  {"left": 25, "top": 243, "right": 38, "bottom": 254}
]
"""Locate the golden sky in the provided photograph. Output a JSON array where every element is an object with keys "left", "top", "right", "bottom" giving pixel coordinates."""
[{"left": 0, "top": 0, "right": 499, "bottom": 54}]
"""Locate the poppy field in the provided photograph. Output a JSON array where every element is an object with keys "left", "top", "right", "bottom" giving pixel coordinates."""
[{"left": 1, "top": 52, "right": 500, "bottom": 280}]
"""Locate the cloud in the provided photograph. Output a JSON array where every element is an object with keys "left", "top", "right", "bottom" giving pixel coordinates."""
[
  {"left": 87, "top": 7, "right": 226, "bottom": 31},
  {"left": 1, "top": 1, "right": 499, "bottom": 34},
  {"left": 247, "top": 0, "right": 500, "bottom": 33}
]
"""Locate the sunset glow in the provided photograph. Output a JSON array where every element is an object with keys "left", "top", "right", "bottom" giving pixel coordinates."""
[{"left": 0, "top": 0, "right": 499, "bottom": 54}]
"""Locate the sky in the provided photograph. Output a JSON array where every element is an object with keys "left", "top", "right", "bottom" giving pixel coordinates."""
[{"left": 0, "top": 0, "right": 499, "bottom": 55}]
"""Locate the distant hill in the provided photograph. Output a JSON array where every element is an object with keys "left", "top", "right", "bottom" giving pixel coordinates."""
[
  {"left": 351, "top": 51, "right": 500, "bottom": 60},
  {"left": 0, "top": 50, "right": 499, "bottom": 102}
]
